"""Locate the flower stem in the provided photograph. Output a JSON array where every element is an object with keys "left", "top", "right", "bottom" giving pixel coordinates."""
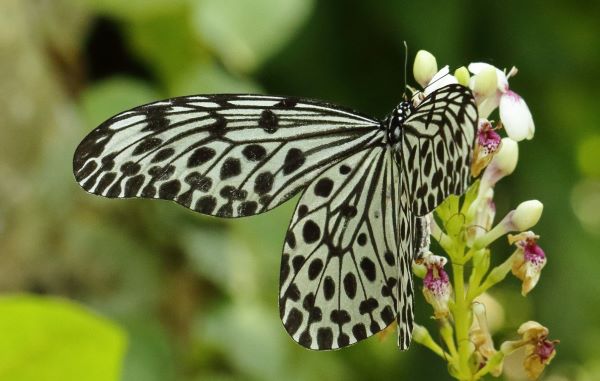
[{"left": 452, "top": 261, "right": 472, "bottom": 380}]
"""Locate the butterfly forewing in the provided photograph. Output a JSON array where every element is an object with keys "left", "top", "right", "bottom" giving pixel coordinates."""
[
  {"left": 401, "top": 84, "right": 477, "bottom": 216},
  {"left": 280, "top": 146, "right": 405, "bottom": 350},
  {"left": 73, "top": 95, "right": 381, "bottom": 218}
]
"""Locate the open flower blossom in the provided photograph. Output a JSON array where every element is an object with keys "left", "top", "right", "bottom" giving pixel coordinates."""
[
  {"left": 420, "top": 253, "right": 452, "bottom": 319},
  {"left": 500, "top": 321, "right": 558, "bottom": 380},
  {"left": 509, "top": 232, "right": 547, "bottom": 295},
  {"left": 468, "top": 63, "right": 535, "bottom": 141},
  {"left": 472, "top": 119, "right": 503, "bottom": 177}
]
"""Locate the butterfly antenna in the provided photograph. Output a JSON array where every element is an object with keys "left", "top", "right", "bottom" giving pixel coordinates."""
[{"left": 402, "top": 41, "right": 409, "bottom": 100}]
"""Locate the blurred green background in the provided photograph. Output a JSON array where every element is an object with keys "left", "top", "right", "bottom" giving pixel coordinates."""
[{"left": 1, "top": 0, "right": 599, "bottom": 380}]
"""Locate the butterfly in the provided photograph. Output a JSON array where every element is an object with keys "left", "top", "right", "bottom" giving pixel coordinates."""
[{"left": 72, "top": 83, "right": 477, "bottom": 350}]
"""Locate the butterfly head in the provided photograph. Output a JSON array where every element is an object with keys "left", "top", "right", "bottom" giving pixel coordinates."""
[{"left": 386, "top": 101, "right": 414, "bottom": 145}]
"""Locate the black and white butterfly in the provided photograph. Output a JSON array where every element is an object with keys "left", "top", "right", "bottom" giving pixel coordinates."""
[{"left": 73, "top": 84, "right": 477, "bottom": 350}]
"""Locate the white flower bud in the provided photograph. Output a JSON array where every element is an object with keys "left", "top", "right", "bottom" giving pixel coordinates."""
[
  {"left": 511, "top": 200, "right": 543, "bottom": 231},
  {"left": 499, "top": 90, "right": 535, "bottom": 141},
  {"left": 490, "top": 138, "right": 519, "bottom": 176},
  {"left": 471, "top": 66, "right": 497, "bottom": 98},
  {"left": 479, "top": 138, "right": 519, "bottom": 195},
  {"left": 412, "top": 324, "right": 430, "bottom": 342},
  {"left": 454, "top": 66, "right": 470, "bottom": 87},
  {"left": 472, "top": 199, "right": 542, "bottom": 249},
  {"left": 413, "top": 50, "right": 438, "bottom": 88}
]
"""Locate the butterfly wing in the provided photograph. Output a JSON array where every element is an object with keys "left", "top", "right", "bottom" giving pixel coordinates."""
[
  {"left": 73, "top": 95, "right": 382, "bottom": 217},
  {"left": 393, "top": 84, "right": 477, "bottom": 348},
  {"left": 401, "top": 84, "right": 478, "bottom": 216},
  {"left": 279, "top": 145, "right": 405, "bottom": 350},
  {"left": 396, "top": 198, "right": 424, "bottom": 350}
]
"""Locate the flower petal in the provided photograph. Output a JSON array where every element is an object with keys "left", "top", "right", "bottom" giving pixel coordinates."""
[
  {"left": 468, "top": 62, "right": 509, "bottom": 92},
  {"left": 425, "top": 65, "right": 458, "bottom": 95},
  {"left": 499, "top": 91, "right": 535, "bottom": 141},
  {"left": 477, "top": 93, "right": 501, "bottom": 119}
]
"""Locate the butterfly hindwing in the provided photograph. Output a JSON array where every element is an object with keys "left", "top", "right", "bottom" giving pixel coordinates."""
[
  {"left": 279, "top": 145, "right": 404, "bottom": 350},
  {"left": 73, "top": 95, "right": 381, "bottom": 218},
  {"left": 401, "top": 84, "right": 477, "bottom": 216}
]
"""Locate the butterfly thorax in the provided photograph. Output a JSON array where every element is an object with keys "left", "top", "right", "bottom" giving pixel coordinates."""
[{"left": 385, "top": 101, "right": 414, "bottom": 146}]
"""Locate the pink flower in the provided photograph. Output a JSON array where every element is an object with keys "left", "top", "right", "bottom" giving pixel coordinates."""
[
  {"left": 501, "top": 321, "right": 559, "bottom": 380},
  {"left": 509, "top": 232, "right": 547, "bottom": 295},
  {"left": 421, "top": 254, "right": 452, "bottom": 319},
  {"left": 471, "top": 119, "right": 503, "bottom": 177}
]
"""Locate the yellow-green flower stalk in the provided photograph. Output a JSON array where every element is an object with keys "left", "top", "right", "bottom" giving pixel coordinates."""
[{"left": 410, "top": 50, "right": 557, "bottom": 381}]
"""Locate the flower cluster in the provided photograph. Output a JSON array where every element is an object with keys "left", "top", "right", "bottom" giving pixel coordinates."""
[{"left": 411, "top": 50, "right": 558, "bottom": 381}]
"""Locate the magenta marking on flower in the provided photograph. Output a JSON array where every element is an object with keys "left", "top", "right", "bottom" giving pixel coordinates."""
[
  {"left": 504, "top": 90, "right": 521, "bottom": 101},
  {"left": 477, "top": 121, "right": 502, "bottom": 154},
  {"left": 523, "top": 240, "right": 546, "bottom": 267},
  {"left": 424, "top": 265, "right": 450, "bottom": 295},
  {"left": 536, "top": 339, "right": 556, "bottom": 362}
]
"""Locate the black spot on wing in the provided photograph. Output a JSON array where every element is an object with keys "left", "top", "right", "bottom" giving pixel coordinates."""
[
  {"left": 237, "top": 201, "right": 258, "bottom": 216},
  {"left": 317, "top": 327, "right": 333, "bottom": 349},
  {"left": 285, "top": 307, "right": 303, "bottom": 335},
  {"left": 220, "top": 157, "right": 241, "bottom": 180},
  {"left": 343, "top": 273, "right": 357, "bottom": 299},
  {"left": 302, "top": 220, "right": 321, "bottom": 244},
  {"left": 254, "top": 172, "right": 274, "bottom": 195},
  {"left": 124, "top": 174, "right": 145, "bottom": 195},
  {"left": 132, "top": 137, "right": 162, "bottom": 156},
  {"left": 282, "top": 148, "right": 305, "bottom": 175},
  {"left": 242, "top": 144, "right": 267, "bottom": 161},
  {"left": 120, "top": 162, "right": 141, "bottom": 176},
  {"left": 159, "top": 179, "right": 181, "bottom": 199},
  {"left": 188, "top": 147, "right": 216, "bottom": 168},
  {"left": 194, "top": 195, "right": 217, "bottom": 214},
  {"left": 208, "top": 116, "right": 227, "bottom": 137},
  {"left": 352, "top": 324, "right": 367, "bottom": 340},
  {"left": 259, "top": 109, "right": 279, "bottom": 133},
  {"left": 185, "top": 172, "right": 212, "bottom": 191},
  {"left": 323, "top": 276, "right": 335, "bottom": 300},
  {"left": 314, "top": 178, "right": 334, "bottom": 198},
  {"left": 308, "top": 258, "right": 324, "bottom": 280},
  {"left": 151, "top": 148, "right": 175, "bottom": 163},
  {"left": 360, "top": 257, "right": 376, "bottom": 282}
]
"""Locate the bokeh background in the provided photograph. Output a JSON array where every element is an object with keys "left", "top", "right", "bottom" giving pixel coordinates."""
[{"left": 1, "top": 1, "right": 599, "bottom": 380}]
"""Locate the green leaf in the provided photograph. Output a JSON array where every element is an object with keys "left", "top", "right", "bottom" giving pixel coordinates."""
[
  {"left": 0, "top": 295, "right": 127, "bottom": 381},
  {"left": 192, "top": 0, "right": 314, "bottom": 73}
]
